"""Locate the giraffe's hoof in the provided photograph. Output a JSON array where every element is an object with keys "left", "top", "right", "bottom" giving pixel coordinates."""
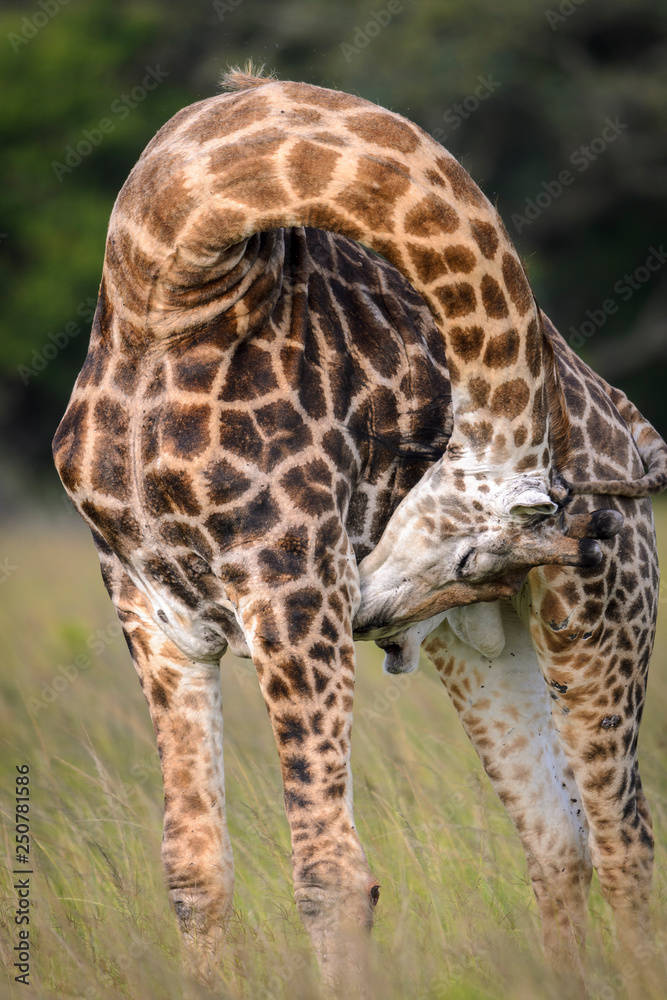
[
  {"left": 589, "top": 508, "right": 624, "bottom": 538},
  {"left": 564, "top": 508, "right": 623, "bottom": 540},
  {"left": 550, "top": 475, "right": 573, "bottom": 507},
  {"left": 577, "top": 538, "right": 603, "bottom": 567}
]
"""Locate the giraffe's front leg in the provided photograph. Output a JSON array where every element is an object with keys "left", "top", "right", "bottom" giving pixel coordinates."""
[
  {"left": 104, "top": 563, "right": 234, "bottom": 984},
  {"left": 423, "top": 604, "right": 592, "bottom": 983},
  {"left": 525, "top": 555, "right": 655, "bottom": 956},
  {"left": 238, "top": 574, "right": 378, "bottom": 987}
]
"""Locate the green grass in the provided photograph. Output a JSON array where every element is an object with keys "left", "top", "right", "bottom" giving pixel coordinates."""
[{"left": 2, "top": 505, "right": 667, "bottom": 999}]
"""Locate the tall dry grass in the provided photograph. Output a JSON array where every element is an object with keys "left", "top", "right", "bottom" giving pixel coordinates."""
[{"left": 1, "top": 504, "right": 666, "bottom": 999}]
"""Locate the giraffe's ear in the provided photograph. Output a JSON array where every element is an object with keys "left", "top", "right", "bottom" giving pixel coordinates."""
[
  {"left": 446, "top": 601, "right": 506, "bottom": 658},
  {"left": 506, "top": 486, "right": 558, "bottom": 518}
]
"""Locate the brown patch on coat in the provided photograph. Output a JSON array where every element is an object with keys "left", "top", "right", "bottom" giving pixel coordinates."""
[
  {"left": 404, "top": 195, "right": 460, "bottom": 238},
  {"left": 443, "top": 244, "right": 477, "bottom": 273},
  {"left": 435, "top": 282, "right": 476, "bottom": 318},
  {"left": 286, "top": 141, "right": 341, "bottom": 198},
  {"left": 161, "top": 403, "right": 211, "bottom": 459},
  {"left": 490, "top": 379, "right": 530, "bottom": 419},
  {"left": 435, "top": 156, "right": 486, "bottom": 207},
  {"left": 469, "top": 219, "right": 499, "bottom": 259},
  {"left": 344, "top": 111, "right": 421, "bottom": 153},
  {"left": 406, "top": 244, "right": 448, "bottom": 282},
  {"left": 483, "top": 329, "right": 519, "bottom": 368},
  {"left": 335, "top": 157, "right": 410, "bottom": 232},
  {"left": 449, "top": 325, "right": 484, "bottom": 362},
  {"left": 502, "top": 253, "right": 532, "bottom": 316},
  {"left": 480, "top": 274, "right": 509, "bottom": 319}
]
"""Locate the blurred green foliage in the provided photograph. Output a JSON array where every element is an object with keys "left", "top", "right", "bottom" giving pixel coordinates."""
[{"left": 1, "top": 0, "right": 666, "bottom": 508}]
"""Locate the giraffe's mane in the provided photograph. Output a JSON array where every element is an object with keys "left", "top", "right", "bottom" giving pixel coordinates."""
[
  {"left": 541, "top": 317, "right": 573, "bottom": 474},
  {"left": 219, "top": 61, "right": 276, "bottom": 92}
]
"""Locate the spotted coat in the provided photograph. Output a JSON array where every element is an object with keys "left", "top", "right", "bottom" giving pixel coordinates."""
[{"left": 53, "top": 71, "right": 667, "bottom": 984}]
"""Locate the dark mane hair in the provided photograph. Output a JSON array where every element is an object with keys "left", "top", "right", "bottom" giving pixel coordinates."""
[{"left": 539, "top": 312, "right": 573, "bottom": 474}]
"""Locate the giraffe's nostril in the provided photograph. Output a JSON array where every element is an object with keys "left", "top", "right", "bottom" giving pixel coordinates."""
[{"left": 369, "top": 884, "right": 380, "bottom": 906}]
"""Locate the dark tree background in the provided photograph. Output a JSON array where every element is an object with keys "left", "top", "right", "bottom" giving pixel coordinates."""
[{"left": 2, "top": 0, "right": 666, "bottom": 512}]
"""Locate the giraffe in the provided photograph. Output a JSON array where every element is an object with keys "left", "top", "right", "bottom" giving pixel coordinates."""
[{"left": 52, "top": 69, "right": 667, "bottom": 985}]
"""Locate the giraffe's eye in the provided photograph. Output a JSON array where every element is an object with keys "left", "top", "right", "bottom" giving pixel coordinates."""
[{"left": 456, "top": 548, "right": 475, "bottom": 575}]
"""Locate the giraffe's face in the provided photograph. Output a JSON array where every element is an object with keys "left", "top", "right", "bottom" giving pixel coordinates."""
[
  {"left": 355, "top": 518, "right": 539, "bottom": 635},
  {"left": 354, "top": 465, "right": 619, "bottom": 635}
]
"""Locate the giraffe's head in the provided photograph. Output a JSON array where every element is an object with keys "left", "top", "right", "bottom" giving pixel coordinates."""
[{"left": 353, "top": 471, "right": 622, "bottom": 637}]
